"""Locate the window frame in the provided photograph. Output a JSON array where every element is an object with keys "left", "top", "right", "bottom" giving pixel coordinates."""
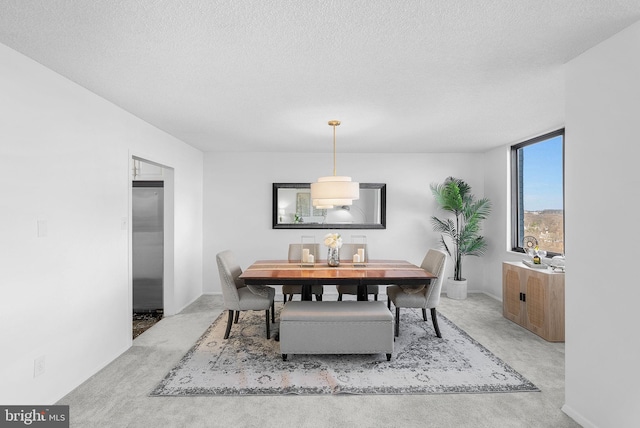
[{"left": 510, "top": 128, "right": 565, "bottom": 257}]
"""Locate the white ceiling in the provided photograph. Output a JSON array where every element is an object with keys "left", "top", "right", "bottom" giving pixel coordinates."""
[{"left": 2, "top": 1, "right": 639, "bottom": 153}]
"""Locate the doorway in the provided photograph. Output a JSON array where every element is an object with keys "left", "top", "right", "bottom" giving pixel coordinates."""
[
  {"left": 130, "top": 157, "right": 175, "bottom": 338},
  {"left": 132, "top": 181, "right": 164, "bottom": 336}
]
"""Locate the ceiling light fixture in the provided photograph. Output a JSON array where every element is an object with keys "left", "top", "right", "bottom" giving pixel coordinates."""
[{"left": 311, "top": 120, "right": 360, "bottom": 208}]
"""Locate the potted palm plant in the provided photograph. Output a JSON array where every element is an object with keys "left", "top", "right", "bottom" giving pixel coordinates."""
[{"left": 430, "top": 177, "right": 492, "bottom": 299}]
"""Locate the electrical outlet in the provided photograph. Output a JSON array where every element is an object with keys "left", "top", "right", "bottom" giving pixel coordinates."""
[{"left": 34, "top": 355, "right": 45, "bottom": 378}]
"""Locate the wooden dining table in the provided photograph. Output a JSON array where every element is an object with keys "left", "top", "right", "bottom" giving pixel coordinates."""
[{"left": 239, "top": 259, "right": 437, "bottom": 301}]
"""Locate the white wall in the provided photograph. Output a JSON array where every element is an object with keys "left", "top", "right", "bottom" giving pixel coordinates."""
[
  {"left": 203, "top": 151, "right": 487, "bottom": 295},
  {"left": 481, "top": 144, "right": 513, "bottom": 300},
  {"left": 0, "top": 43, "right": 203, "bottom": 404},
  {"left": 562, "top": 21, "right": 640, "bottom": 428}
]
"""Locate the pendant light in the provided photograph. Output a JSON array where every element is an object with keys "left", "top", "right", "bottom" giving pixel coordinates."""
[{"left": 311, "top": 120, "right": 359, "bottom": 208}]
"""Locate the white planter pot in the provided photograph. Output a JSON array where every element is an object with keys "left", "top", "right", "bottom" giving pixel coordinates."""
[{"left": 446, "top": 278, "right": 467, "bottom": 300}]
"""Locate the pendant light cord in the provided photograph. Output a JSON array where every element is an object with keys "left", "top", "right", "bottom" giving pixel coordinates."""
[
  {"left": 333, "top": 123, "right": 337, "bottom": 176},
  {"left": 329, "top": 120, "right": 340, "bottom": 176}
]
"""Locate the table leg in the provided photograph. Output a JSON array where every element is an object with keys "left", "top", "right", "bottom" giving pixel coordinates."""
[
  {"left": 301, "top": 284, "right": 313, "bottom": 301},
  {"left": 357, "top": 284, "right": 368, "bottom": 301}
]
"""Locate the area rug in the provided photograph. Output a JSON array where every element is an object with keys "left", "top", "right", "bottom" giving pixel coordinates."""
[
  {"left": 151, "top": 307, "right": 538, "bottom": 396},
  {"left": 133, "top": 311, "right": 163, "bottom": 340}
]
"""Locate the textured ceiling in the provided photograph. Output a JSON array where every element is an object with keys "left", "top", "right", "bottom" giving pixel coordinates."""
[{"left": 1, "top": 1, "right": 639, "bottom": 153}]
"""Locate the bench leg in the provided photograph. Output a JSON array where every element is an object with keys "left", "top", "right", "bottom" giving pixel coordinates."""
[
  {"left": 224, "top": 310, "right": 234, "bottom": 339},
  {"left": 282, "top": 354, "right": 288, "bottom": 361},
  {"left": 386, "top": 353, "right": 392, "bottom": 361},
  {"left": 395, "top": 307, "right": 400, "bottom": 337},
  {"left": 422, "top": 308, "right": 428, "bottom": 321},
  {"left": 271, "top": 301, "right": 275, "bottom": 323}
]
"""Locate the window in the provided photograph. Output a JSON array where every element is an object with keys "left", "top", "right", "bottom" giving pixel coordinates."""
[{"left": 511, "top": 129, "right": 564, "bottom": 256}]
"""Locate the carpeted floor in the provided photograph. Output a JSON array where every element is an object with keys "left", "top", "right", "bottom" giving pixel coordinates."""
[
  {"left": 151, "top": 306, "right": 538, "bottom": 396},
  {"left": 58, "top": 294, "right": 579, "bottom": 427}
]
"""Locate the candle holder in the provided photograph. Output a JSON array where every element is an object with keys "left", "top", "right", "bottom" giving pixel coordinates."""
[
  {"left": 300, "top": 235, "right": 316, "bottom": 266},
  {"left": 352, "top": 234, "right": 367, "bottom": 267}
]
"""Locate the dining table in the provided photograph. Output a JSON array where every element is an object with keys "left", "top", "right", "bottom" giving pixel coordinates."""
[{"left": 239, "top": 259, "right": 437, "bottom": 301}]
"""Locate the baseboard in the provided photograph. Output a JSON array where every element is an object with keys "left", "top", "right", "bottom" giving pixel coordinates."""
[
  {"left": 55, "top": 342, "right": 130, "bottom": 404},
  {"left": 561, "top": 404, "right": 596, "bottom": 428},
  {"left": 174, "top": 293, "right": 208, "bottom": 314},
  {"left": 480, "top": 290, "right": 502, "bottom": 302}
]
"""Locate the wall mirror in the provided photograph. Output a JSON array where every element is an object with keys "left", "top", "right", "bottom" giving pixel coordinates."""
[{"left": 273, "top": 183, "right": 386, "bottom": 229}]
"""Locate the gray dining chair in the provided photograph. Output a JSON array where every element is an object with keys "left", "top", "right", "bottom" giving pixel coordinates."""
[
  {"left": 335, "top": 244, "right": 379, "bottom": 301},
  {"left": 282, "top": 243, "right": 323, "bottom": 302},
  {"left": 216, "top": 250, "right": 275, "bottom": 339},
  {"left": 386, "top": 249, "right": 447, "bottom": 338}
]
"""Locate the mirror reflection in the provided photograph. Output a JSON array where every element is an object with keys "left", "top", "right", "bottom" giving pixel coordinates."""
[{"left": 273, "top": 183, "right": 386, "bottom": 229}]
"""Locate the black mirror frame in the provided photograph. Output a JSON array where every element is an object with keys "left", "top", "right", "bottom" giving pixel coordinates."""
[{"left": 272, "top": 183, "right": 386, "bottom": 229}]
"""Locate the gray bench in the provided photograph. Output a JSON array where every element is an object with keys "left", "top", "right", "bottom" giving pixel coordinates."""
[{"left": 279, "top": 301, "right": 394, "bottom": 361}]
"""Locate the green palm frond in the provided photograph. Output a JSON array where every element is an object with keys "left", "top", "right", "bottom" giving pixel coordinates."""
[{"left": 430, "top": 177, "right": 492, "bottom": 281}]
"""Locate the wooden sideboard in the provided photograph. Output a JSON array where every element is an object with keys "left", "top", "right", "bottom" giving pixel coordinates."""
[{"left": 502, "top": 261, "right": 565, "bottom": 342}]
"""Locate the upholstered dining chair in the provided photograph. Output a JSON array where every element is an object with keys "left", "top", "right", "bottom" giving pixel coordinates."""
[
  {"left": 386, "top": 249, "right": 447, "bottom": 338},
  {"left": 335, "top": 244, "right": 379, "bottom": 301},
  {"left": 216, "top": 250, "right": 275, "bottom": 339},
  {"left": 282, "top": 243, "right": 323, "bottom": 302}
]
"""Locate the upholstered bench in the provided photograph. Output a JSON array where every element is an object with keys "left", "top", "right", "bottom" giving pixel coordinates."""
[{"left": 279, "top": 301, "right": 394, "bottom": 361}]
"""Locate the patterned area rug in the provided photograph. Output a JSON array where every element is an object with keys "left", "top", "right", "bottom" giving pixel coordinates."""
[
  {"left": 151, "top": 307, "right": 538, "bottom": 396},
  {"left": 133, "top": 311, "right": 163, "bottom": 339}
]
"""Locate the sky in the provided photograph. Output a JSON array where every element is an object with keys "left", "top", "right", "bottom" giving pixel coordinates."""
[{"left": 522, "top": 135, "right": 564, "bottom": 211}]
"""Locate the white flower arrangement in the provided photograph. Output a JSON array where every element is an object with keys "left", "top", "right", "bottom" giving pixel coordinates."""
[{"left": 323, "top": 232, "right": 343, "bottom": 249}]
